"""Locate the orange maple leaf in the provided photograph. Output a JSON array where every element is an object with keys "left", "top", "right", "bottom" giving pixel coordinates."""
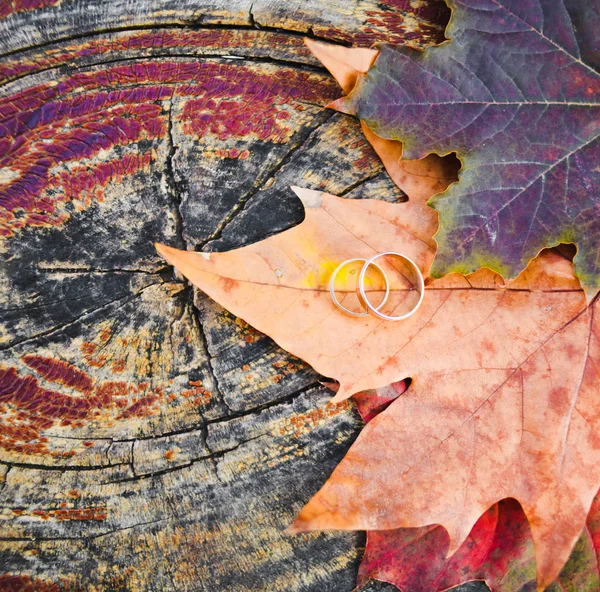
[{"left": 157, "top": 181, "right": 598, "bottom": 590}]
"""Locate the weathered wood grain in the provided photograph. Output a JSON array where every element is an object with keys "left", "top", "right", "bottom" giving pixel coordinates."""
[
  {"left": 0, "top": 0, "right": 449, "bottom": 57},
  {"left": 0, "top": 1, "right": 486, "bottom": 590}
]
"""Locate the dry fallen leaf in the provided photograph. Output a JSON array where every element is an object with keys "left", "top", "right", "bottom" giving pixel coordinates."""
[
  {"left": 353, "top": 389, "right": 600, "bottom": 592},
  {"left": 157, "top": 179, "right": 598, "bottom": 589}
]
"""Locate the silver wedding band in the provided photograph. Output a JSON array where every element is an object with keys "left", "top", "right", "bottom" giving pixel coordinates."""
[
  {"left": 329, "top": 252, "right": 424, "bottom": 321},
  {"left": 358, "top": 252, "right": 424, "bottom": 321},
  {"left": 329, "top": 258, "right": 390, "bottom": 317}
]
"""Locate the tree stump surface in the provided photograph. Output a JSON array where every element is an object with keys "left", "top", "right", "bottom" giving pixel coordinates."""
[{"left": 0, "top": 1, "right": 487, "bottom": 590}]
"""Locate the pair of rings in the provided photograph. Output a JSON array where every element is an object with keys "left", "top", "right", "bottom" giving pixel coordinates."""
[{"left": 329, "top": 252, "right": 424, "bottom": 321}]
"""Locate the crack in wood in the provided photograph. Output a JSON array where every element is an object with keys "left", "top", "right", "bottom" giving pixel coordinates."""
[
  {"left": 0, "top": 282, "right": 162, "bottom": 352},
  {"left": 106, "top": 432, "right": 268, "bottom": 484},
  {"left": 0, "top": 459, "right": 132, "bottom": 473},
  {"left": 199, "top": 111, "right": 336, "bottom": 251},
  {"left": 0, "top": 464, "right": 10, "bottom": 494},
  {"left": 164, "top": 99, "right": 188, "bottom": 253},
  {"left": 0, "top": 517, "right": 168, "bottom": 542},
  {"left": 191, "top": 305, "right": 231, "bottom": 415},
  {"left": 0, "top": 21, "right": 351, "bottom": 63},
  {"left": 338, "top": 171, "right": 408, "bottom": 201},
  {"left": 0, "top": 383, "right": 325, "bottom": 474},
  {"left": 0, "top": 49, "right": 327, "bottom": 89},
  {"left": 33, "top": 267, "right": 169, "bottom": 275}
]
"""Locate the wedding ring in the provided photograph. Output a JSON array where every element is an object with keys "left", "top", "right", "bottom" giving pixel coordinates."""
[
  {"left": 329, "top": 258, "right": 390, "bottom": 317},
  {"left": 357, "top": 252, "right": 424, "bottom": 321}
]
